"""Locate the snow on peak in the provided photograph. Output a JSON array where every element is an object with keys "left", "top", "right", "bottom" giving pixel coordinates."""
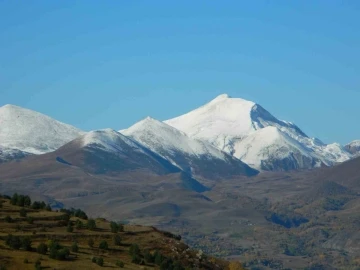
[
  {"left": 121, "top": 116, "right": 226, "bottom": 161},
  {"left": 80, "top": 129, "right": 143, "bottom": 153},
  {"left": 0, "top": 104, "right": 83, "bottom": 154},
  {"left": 212, "top": 93, "right": 232, "bottom": 101}
]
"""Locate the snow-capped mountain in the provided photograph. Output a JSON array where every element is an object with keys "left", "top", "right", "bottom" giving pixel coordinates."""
[
  {"left": 121, "top": 117, "right": 258, "bottom": 179},
  {"left": 345, "top": 140, "right": 360, "bottom": 156},
  {"left": 0, "top": 104, "right": 83, "bottom": 155},
  {"left": 165, "top": 94, "right": 352, "bottom": 171}
]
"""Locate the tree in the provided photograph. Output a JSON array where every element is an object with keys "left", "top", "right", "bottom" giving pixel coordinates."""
[
  {"left": 110, "top": 221, "right": 123, "bottom": 233},
  {"left": 97, "top": 257, "right": 104, "bottom": 266},
  {"left": 27, "top": 217, "right": 34, "bottom": 224},
  {"left": 154, "top": 250, "right": 165, "bottom": 266},
  {"left": 129, "top": 244, "right": 140, "bottom": 256},
  {"left": 88, "top": 238, "right": 94, "bottom": 248},
  {"left": 21, "top": 236, "right": 32, "bottom": 251},
  {"left": 45, "top": 204, "right": 52, "bottom": 211},
  {"left": 87, "top": 219, "right": 96, "bottom": 230},
  {"left": 75, "top": 220, "right": 83, "bottom": 230},
  {"left": 5, "top": 215, "right": 12, "bottom": 223},
  {"left": 5, "top": 234, "right": 21, "bottom": 250},
  {"left": 99, "top": 240, "right": 108, "bottom": 250},
  {"left": 92, "top": 257, "right": 97, "bottom": 263},
  {"left": 16, "top": 195, "right": 25, "bottom": 206},
  {"left": 24, "top": 195, "right": 31, "bottom": 206},
  {"left": 11, "top": 193, "right": 18, "bottom": 205},
  {"left": 113, "top": 234, "right": 122, "bottom": 246},
  {"left": 144, "top": 249, "right": 154, "bottom": 263},
  {"left": 67, "top": 223, "right": 73, "bottom": 233},
  {"left": 71, "top": 242, "right": 79, "bottom": 253},
  {"left": 37, "top": 243, "right": 48, "bottom": 255},
  {"left": 19, "top": 208, "right": 27, "bottom": 217}
]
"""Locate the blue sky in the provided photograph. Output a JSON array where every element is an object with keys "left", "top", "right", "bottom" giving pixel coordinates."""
[{"left": 0, "top": 1, "right": 359, "bottom": 144}]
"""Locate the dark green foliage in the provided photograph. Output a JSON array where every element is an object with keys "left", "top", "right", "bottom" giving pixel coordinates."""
[
  {"left": 144, "top": 249, "right": 154, "bottom": 263},
  {"left": 129, "top": 243, "right": 140, "bottom": 256},
  {"left": 24, "top": 196, "right": 31, "bottom": 207},
  {"left": 27, "top": 216, "right": 34, "bottom": 224},
  {"left": 19, "top": 208, "right": 27, "bottom": 217},
  {"left": 10, "top": 193, "right": 18, "bottom": 205},
  {"left": 0, "top": 200, "right": 3, "bottom": 208},
  {"left": 116, "top": 260, "right": 125, "bottom": 268},
  {"left": 60, "top": 208, "right": 88, "bottom": 219},
  {"left": 87, "top": 219, "right": 96, "bottom": 230},
  {"left": 23, "top": 258, "right": 29, "bottom": 264},
  {"left": 5, "top": 215, "right": 12, "bottom": 223},
  {"left": 66, "top": 223, "right": 73, "bottom": 233},
  {"left": 99, "top": 240, "right": 108, "bottom": 250},
  {"left": 45, "top": 204, "right": 51, "bottom": 211},
  {"left": 21, "top": 236, "right": 32, "bottom": 251},
  {"left": 92, "top": 257, "right": 97, "bottom": 263},
  {"left": 97, "top": 257, "right": 104, "bottom": 266},
  {"left": 160, "top": 259, "right": 174, "bottom": 270},
  {"left": 35, "top": 259, "right": 41, "bottom": 270},
  {"left": 131, "top": 254, "right": 142, "bottom": 264},
  {"left": 88, "top": 238, "right": 94, "bottom": 248},
  {"left": 37, "top": 243, "right": 48, "bottom": 255},
  {"left": 71, "top": 242, "right": 79, "bottom": 253},
  {"left": 32, "top": 201, "right": 46, "bottom": 210},
  {"left": 5, "top": 234, "right": 21, "bottom": 249},
  {"left": 113, "top": 234, "right": 122, "bottom": 246},
  {"left": 75, "top": 219, "right": 83, "bottom": 230},
  {"left": 110, "top": 221, "right": 123, "bottom": 233},
  {"left": 173, "top": 261, "right": 185, "bottom": 270},
  {"left": 154, "top": 250, "right": 165, "bottom": 265},
  {"left": 48, "top": 240, "right": 70, "bottom": 260}
]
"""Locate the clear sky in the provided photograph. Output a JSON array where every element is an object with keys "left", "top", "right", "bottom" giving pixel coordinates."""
[{"left": 1, "top": 1, "right": 359, "bottom": 144}]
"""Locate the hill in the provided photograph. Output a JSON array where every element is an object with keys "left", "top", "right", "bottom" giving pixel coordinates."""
[{"left": 0, "top": 194, "right": 232, "bottom": 270}]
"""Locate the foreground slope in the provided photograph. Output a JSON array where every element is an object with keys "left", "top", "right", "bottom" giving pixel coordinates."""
[
  {"left": 0, "top": 104, "right": 83, "bottom": 156},
  {"left": 121, "top": 117, "right": 258, "bottom": 180},
  {"left": 165, "top": 94, "right": 351, "bottom": 170},
  {"left": 0, "top": 195, "right": 229, "bottom": 270}
]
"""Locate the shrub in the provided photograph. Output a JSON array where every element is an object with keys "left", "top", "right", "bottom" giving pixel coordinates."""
[
  {"left": 34, "top": 258, "right": 41, "bottom": 270},
  {"left": 131, "top": 254, "right": 142, "bottom": 264},
  {"left": 129, "top": 243, "right": 140, "bottom": 256},
  {"left": 67, "top": 223, "right": 73, "bottom": 233},
  {"left": 116, "top": 260, "right": 125, "bottom": 268},
  {"left": 27, "top": 217, "right": 34, "bottom": 224},
  {"left": 20, "top": 208, "right": 27, "bottom": 217},
  {"left": 113, "top": 234, "right": 122, "bottom": 246},
  {"left": 99, "top": 240, "right": 108, "bottom": 250},
  {"left": 75, "top": 220, "right": 83, "bottom": 230},
  {"left": 71, "top": 242, "right": 79, "bottom": 253},
  {"left": 92, "top": 257, "right": 97, "bottom": 263},
  {"left": 87, "top": 219, "right": 96, "bottom": 230},
  {"left": 88, "top": 238, "right": 94, "bottom": 248},
  {"left": 37, "top": 243, "right": 48, "bottom": 255},
  {"left": 5, "top": 234, "right": 21, "bottom": 250},
  {"left": 5, "top": 215, "right": 13, "bottom": 223},
  {"left": 45, "top": 204, "right": 52, "bottom": 211},
  {"left": 110, "top": 221, "right": 123, "bottom": 233},
  {"left": 21, "top": 236, "right": 32, "bottom": 251},
  {"left": 144, "top": 249, "right": 154, "bottom": 263},
  {"left": 154, "top": 250, "right": 165, "bottom": 266},
  {"left": 0, "top": 200, "right": 3, "bottom": 208},
  {"left": 97, "top": 257, "right": 104, "bottom": 266},
  {"left": 23, "top": 258, "right": 29, "bottom": 264}
]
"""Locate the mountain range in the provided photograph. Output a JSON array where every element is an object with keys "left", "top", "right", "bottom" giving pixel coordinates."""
[{"left": 0, "top": 95, "right": 357, "bottom": 173}]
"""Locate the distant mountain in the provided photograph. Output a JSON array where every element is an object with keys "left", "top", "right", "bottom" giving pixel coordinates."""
[
  {"left": 0, "top": 104, "right": 83, "bottom": 156},
  {"left": 165, "top": 94, "right": 352, "bottom": 171},
  {"left": 121, "top": 117, "right": 258, "bottom": 180},
  {"left": 345, "top": 140, "right": 360, "bottom": 156}
]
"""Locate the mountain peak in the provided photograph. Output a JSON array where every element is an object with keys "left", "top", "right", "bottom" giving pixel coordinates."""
[{"left": 212, "top": 93, "right": 231, "bottom": 101}]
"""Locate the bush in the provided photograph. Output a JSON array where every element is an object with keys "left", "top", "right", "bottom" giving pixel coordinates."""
[
  {"left": 34, "top": 259, "right": 41, "bottom": 270},
  {"left": 20, "top": 208, "right": 27, "bottom": 217},
  {"left": 21, "top": 236, "right": 32, "bottom": 251},
  {"left": 45, "top": 204, "right": 52, "bottom": 211},
  {"left": 154, "top": 250, "right": 165, "bottom": 266},
  {"left": 92, "top": 257, "right": 97, "bottom": 263},
  {"left": 116, "top": 260, "right": 125, "bottom": 268},
  {"left": 88, "top": 238, "right": 94, "bottom": 248},
  {"left": 144, "top": 249, "right": 154, "bottom": 263},
  {"left": 67, "top": 223, "right": 73, "bottom": 233},
  {"left": 5, "top": 215, "right": 13, "bottom": 223},
  {"left": 129, "top": 243, "right": 140, "bottom": 256},
  {"left": 99, "top": 240, "right": 108, "bottom": 250},
  {"left": 131, "top": 254, "right": 142, "bottom": 264},
  {"left": 110, "top": 221, "right": 123, "bottom": 233},
  {"left": 97, "top": 257, "right": 104, "bottom": 266},
  {"left": 75, "top": 220, "right": 83, "bottom": 230},
  {"left": 87, "top": 219, "right": 96, "bottom": 230},
  {"left": 37, "top": 243, "right": 48, "bottom": 255},
  {"left": 71, "top": 242, "right": 79, "bottom": 253},
  {"left": 23, "top": 258, "right": 29, "bottom": 264},
  {"left": 5, "top": 234, "right": 21, "bottom": 250},
  {"left": 113, "top": 234, "right": 122, "bottom": 246},
  {"left": 27, "top": 217, "right": 34, "bottom": 224}
]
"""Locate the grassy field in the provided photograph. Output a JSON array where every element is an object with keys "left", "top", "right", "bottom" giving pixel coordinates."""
[{"left": 0, "top": 195, "right": 231, "bottom": 270}]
